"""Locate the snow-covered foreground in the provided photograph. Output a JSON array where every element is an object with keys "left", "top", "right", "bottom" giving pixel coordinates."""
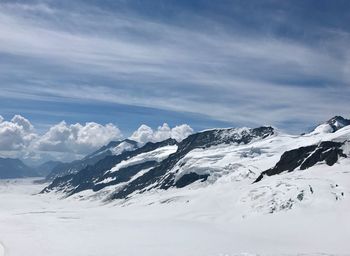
[{"left": 0, "top": 178, "right": 349, "bottom": 256}]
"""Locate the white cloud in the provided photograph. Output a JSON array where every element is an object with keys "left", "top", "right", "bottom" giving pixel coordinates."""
[
  {"left": 129, "top": 125, "right": 154, "bottom": 145},
  {"left": 0, "top": 115, "right": 193, "bottom": 163},
  {"left": 0, "top": 115, "right": 122, "bottom": 159},
  {"left": 0, "top": 115, "right": 37, "bottom": 150},
  {"left": 11, "top": 114, "right": 34, "bottom": 132},
  {"left": 170, "top": 124, "right": 194, "bottom": 142},
  {"left": 130, "top": 123, "right": 193, "bottom": 145},
  {"left": 34, "top": 121, "right": 123, "bottom": 154}
]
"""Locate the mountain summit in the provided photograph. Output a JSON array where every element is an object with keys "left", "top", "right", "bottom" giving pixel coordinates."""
[
  {"left": 326, "top": 116, "right": 350, "bottom": 131},
  {"left": 313, "top": 115, "right": 350, "bottom": 133}
]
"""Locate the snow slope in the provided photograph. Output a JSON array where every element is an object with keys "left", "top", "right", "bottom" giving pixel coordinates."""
[
  {"left": 107, "top": 144, "right": 177, "bottom": 175},
  {"left": 0, "top": 178, "right": 349, "bottom": 256},
  {"left": 44, "top": 126, "right": 275, "bottom": 199}
]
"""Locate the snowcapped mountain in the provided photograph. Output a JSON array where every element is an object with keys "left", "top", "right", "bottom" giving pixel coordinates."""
[
  {"left": 43, "top": 116, "right": 350, "bottom": 215},
  {"left": 43, "top": 126, "right": 275, "bottom": 197},
  {"left": 0, "top": 158, "right": 38, "bottom": 179},
  {"left": 46, "top": 139, "right": 138, "bottom": 180},
  {"left": 312, "top": 115, "right": 350, "bottom": 133},
  {"left": 42, "top": 138, "right": 178, "bottom": 195}
]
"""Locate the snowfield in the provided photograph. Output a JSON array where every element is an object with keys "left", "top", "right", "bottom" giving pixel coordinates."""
[
  {"left": 0, "top": 242, "right": 3, "bottom": 256},
  {"left": 0, "top": 175, "right": 349, "bottom": 256}
]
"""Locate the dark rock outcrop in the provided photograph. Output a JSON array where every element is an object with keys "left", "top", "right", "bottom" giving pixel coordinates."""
[
  {"left": 255, "top": 141, "right": 347, "bottom": 183},
  {"left": 175, "top": 173, "right": 209, "bottom": 188}
]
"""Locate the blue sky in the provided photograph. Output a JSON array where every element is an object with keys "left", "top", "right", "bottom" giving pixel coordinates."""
[{"left": 0, "top": 0, "right": 349, "bottom": 136}]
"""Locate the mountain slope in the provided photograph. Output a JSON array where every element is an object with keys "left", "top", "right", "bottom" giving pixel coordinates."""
[
  {"left": 35, "top": 161, "right": 62, "bottom": 177},
  {"left": 254, "top": 141, "right": 348, "bottom": 183},
  {"left": 43, "top": 126, "right": 275, "bottom": 198},
  {"left": 109, "top": 126, "right": 274, "bottom": 199},
  {"left": 46, "top": 139, "right": 138, "bottom": 180},
  {"left": 313, "top": 116, "right": 350, "bottom": 133},
  {"left": 0, "top": 158, "right": 38, "bottom": 179},
  {"left": 43, "top": 116, "right": 350, "bottom": 215},
  {"left": 42, "top": 138, "right": 178, "bottom": 195}
]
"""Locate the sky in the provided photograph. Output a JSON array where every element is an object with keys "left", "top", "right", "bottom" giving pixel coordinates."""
[{"left": 0, "top": 0, "right": 349, "bottom": 163}]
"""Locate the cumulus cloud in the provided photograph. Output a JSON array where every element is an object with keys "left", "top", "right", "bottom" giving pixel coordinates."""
[
  {"left": 0, "top": 115, "right": 193, "bottom": 163},
  {"left": 34, "top": 121, "right": 123, "bottom": 154},
  {"left": 0, "top": 115, "right": 37, "bottom": 150},
  {"left": 130, "top": 123, "right": 193, "bottom": 145},
  {"left": 0, "top": 115, "right": 122, "bottom": 158},
  {"left": 11, "top": 114, "right": 34, "bottom": 132}
]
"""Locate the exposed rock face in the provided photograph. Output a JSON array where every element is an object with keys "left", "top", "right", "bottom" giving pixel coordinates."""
[
  {"left": 174, "top": 173, "right": 209, "bottom": 188},
  {"left": 255, "top": 141, "right": 347, "bottom": 183},
  {"left": 326, "top": 116, "right": 350, "bottom": 132}
]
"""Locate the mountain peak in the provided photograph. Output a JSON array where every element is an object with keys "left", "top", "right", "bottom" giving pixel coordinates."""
[
  {"left": 313, "top": 116, "right": 350, "bottom": 134},
  {"left": 326, "top": 116, "right": 350, "bottom": 129}
]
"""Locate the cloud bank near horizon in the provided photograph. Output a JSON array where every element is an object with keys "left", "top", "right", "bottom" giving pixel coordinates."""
[{"left": 0, "top": 115, "right": 193, "bottom": 163}]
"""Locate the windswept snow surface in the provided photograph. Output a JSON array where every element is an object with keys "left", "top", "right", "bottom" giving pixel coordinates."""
[
  {"left": 0, "top": 242, "right": 3, "bottom": 256},
  {"left": 0, "top": 177, "right": 349, "bottom": 256}
]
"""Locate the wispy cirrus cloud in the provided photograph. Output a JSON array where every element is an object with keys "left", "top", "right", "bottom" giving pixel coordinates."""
[{"left": 0, "top": 0, "right": 349, "bottom": 133}]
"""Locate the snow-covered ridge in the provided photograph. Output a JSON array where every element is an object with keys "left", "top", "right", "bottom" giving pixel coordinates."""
[
  {"left": 312, "top": 116, "right": 350, "bottom": 134},
  {"left": 42, "top": 116, "right": 350, "bottom": 215},
  {"left": 94, "top": 145, "right": 178, "bottom": 186},
  {"left": 43, "top": 126, "right": 275, "bottom": 199},
  {"left": 84, "top": 139, "right": 137, "bottom": 160},
  {"left": 46, "top": 139, "right": 138, "bottom": 180}
]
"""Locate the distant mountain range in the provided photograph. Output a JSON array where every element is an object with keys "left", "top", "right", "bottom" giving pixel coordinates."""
[
  {"left": 0, "top": 139, "right": 137, "bottom": 179},
  {"left": 46, "top": 139, "right": 138, "bottom": 181},
  {"left": 41, "top": 116, "right": 350, "bottom": 212},
  {"left": 0, "top": 158, "right": 38, "bottom": 179},
  {"left": 35, "top": 161, "right": 63, "bottom": 177}
]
